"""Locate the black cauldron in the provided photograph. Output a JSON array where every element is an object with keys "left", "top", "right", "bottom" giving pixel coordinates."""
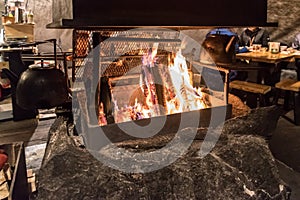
[{"left": 2, "top": 62, "right": 69, "bottom": 110}]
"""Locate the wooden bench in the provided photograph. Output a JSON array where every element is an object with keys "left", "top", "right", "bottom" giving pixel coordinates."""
[
  {"left": 274, "top": 79, "right": 300, "bottom": 125},
  {"left": 275, "top": 79, "right": 300, "bottom": 92},
  {"left": 229, "top": 80, "right": 272, "bottom": 108}
]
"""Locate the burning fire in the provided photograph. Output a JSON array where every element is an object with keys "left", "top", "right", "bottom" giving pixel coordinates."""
[{"left": 98, "top": 44, "right": 211, "bottom": 125}]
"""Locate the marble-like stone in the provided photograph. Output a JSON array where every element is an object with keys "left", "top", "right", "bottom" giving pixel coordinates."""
[
  {"left": 222, "top": 105, "right": 283, "bottom": 137},
  {"left": 34, "top": 106, "right": 290, "bottom": 200}
]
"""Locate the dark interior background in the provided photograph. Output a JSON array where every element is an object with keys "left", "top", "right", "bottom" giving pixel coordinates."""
[{"left": 2, "top": 0, "right": 299, "bottom": 52}]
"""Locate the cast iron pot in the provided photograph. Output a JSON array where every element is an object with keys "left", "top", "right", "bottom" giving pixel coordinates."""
[{"left": 3, "top": 62, "right": 69, "bottom": 110}]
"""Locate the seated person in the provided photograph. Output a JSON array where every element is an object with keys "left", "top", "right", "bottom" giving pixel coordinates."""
[
  {"left": 239, "top": 27, "right": 274, "bottom": 85},
  {"left": 291, "top": 32, "right": 300, "bottom": 80},
  {"left": 291, "top": 32, "right": 300, "bottom": 50},
  {"left": 239, "top": 28, "right": 273, "bottom": 105},
  {"left": 240, "top": 27, "right": 270, "bottom": 47}
]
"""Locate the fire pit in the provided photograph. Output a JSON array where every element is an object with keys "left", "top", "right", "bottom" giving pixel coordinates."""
[
  {"left": 46, "top": 0, "right": 277, "bottom": 148},
  {"left": 71, "top": 29, "right": 231, "bottom": 147},
  {"left": 36, "top": 0, "right": 285, "bottom": 198}
]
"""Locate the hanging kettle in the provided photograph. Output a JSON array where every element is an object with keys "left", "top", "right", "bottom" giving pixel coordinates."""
[
  {"left": 200, "top": 34, "right": 237, "bottom": 66},
  {"left": 3, "top": 61, "right": 69, "bottom": 110}
]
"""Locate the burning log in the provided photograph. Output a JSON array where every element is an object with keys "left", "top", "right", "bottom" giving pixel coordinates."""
[
  {"left": 104, "top": 46, "right": 212, "bottom": 125},
  {"left": 166, "top": 50, "right": 211, "bottom": 113},
  {"left": 150, "top": 64, "right": 166, "bottom": 115},
  {"left": 94, "top": 77, "right": 115, "bottom": 125},
  {"left": 140, "top": 43, "right": 167, "bottom": 116},
  {"left": 140, "top": 64, "right": 160, "bottom": 116}
]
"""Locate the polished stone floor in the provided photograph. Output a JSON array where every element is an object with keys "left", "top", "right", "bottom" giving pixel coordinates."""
[
  {"left": 269, "top": 112, "right": 300, "bottom": 200},
  {"left": 0, "top": 96, "right": 300, "bottom": 199}
]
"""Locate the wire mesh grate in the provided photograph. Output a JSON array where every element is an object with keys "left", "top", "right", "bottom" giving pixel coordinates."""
[{"left": 72, "top": 29, "right": 181, "bottom": 79}]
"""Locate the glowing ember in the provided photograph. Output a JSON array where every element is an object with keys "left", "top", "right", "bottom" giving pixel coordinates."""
[
  {"left": 99, "top": 47, "right": 211, "bottom": 125},
  {"left": 98, "top": 102, "right": 108, "bottom": 126}
]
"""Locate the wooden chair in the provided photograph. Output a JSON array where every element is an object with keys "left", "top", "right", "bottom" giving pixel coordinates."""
[
  {"left": 274, "top": 79, "right": 300, "bottom": 125},
  {"left": 229, "top": 80, "right": 272, "bottom": 108}
]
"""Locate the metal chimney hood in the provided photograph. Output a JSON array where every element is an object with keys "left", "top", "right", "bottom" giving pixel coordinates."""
[{"left": 47, "top": 0, "right": 277, "bottom": 29}]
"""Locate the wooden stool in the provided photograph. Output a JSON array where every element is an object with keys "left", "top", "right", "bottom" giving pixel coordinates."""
[
  {"left": 230, "top": 80, "right": 272, "bottom": 108},
  {"left": 274, "top": 79, "right": 300, "bottom": 125}
]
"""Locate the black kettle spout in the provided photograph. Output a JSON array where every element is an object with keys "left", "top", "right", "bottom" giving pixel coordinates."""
[{"left": 1, "top": 68, "right": 18, "bottom": 87}]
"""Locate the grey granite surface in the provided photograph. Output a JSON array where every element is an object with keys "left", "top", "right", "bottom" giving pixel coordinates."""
[{"left": 33, "top": 106, "right": 290, "bottom": 200}]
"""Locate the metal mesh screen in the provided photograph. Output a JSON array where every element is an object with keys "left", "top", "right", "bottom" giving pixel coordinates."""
[{"left": 72, "top": 29, "right": 181, "bottom": 79}]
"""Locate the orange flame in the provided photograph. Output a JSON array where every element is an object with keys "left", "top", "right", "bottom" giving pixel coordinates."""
[{"left": 99, "top": 49, "right": 210, "bottom": 125}]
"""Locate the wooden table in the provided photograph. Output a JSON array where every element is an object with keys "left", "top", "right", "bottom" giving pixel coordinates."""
[
  {"left": 237, "top": 51, "right": 300, "bottom": 81},
  {"left": 236, "top": 51, "right": 297, "bottom": 83},
  {"left": 236, "top": 51, "right": 295, "bottom": 64},
  {"left": 193, "top": 51, "right": 298, "bottom": 105},
  {"left": 293, "top": 51, "right": 300, "bottom": 59},
  {"left": 236, "top": 51, "right": 294, "bottom": 103},
  {"left": 193, "top": 51, "right": 300, "bottom": 107}
]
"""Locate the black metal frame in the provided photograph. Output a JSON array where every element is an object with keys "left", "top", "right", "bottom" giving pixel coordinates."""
[{"left": 71, "top": 28, "right": 233, "bottom": 139}]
